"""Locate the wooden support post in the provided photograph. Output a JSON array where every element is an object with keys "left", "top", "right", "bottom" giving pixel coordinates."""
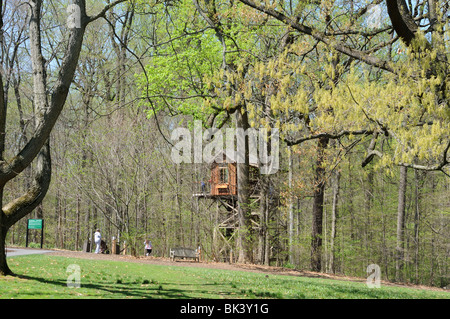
[{"left": 111, "top": 238, "right": 117, "bottom": 254}]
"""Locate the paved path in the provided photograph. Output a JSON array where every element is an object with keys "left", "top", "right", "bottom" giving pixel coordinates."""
[{"left": 6, "top": 247, "right": 54, "bottom": 257}]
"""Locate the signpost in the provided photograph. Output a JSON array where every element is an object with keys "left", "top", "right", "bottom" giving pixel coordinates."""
[{"left": 26, "top": 219, "right": 44, "bottom": 248}]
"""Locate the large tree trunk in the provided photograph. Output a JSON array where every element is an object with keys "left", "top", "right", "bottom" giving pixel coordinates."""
[
  {"left": 413, "top": 169, "right": 421, "bottom": 284},
  {"left": 310, "top": 137, "right": 329, "bottom": 272},
  {"left": 0, "top": 141, "right": 51, "bottom": 275},
  {"left": 288, "top": 146, "right": 294, "bottom": 265},
  {"left": 329, "top": 169, "right": 340, "bottom": 274},
  {"left": 235, "top": 109, "right": 253, "bottom": 263},
  {"left": 258, "top": 175, "right": 266, "bottom": 264},
  {"left": 0, "top": 192, "right": 11, "bottom": 275},
  {"left": 395, "top": 165, "right": 408, "bottom": 281},
  {"left": 0, "top": 0, "right": 126, "bottom": 276}
]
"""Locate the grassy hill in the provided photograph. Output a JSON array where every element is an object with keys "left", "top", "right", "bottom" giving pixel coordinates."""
[{"left": 1, "top": 254, "right": 448, "bottom": 300}]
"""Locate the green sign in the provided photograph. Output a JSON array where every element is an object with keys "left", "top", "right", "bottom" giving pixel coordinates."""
[{"left": 28, "top": 219, "right": 43, "bottom": 230}]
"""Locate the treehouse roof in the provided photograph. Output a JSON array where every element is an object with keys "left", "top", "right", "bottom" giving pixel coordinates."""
[{"left": 206, "top": 150, "right": 259, "bottom": 168}]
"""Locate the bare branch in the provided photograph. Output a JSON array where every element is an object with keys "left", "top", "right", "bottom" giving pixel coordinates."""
[{"left": 87, "top": 0, "right": 129, "bottom": 24}]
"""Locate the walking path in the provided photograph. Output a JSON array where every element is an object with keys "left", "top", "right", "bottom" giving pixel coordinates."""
[{"left": 6, "top": 247, "right": 54, "bottom": 257}]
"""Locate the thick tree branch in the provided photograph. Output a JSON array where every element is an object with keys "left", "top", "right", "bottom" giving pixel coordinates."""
[
  {"left": 0, "top": 0, "right": 86, "bottom": 185},
  {"left": 237, "top": 0, "right": 395, "bottom": 73},
  {"left": 2, "top": 141, "right": 51, "bottom": 228},
  {"left": 0, "top": 0, "right": 129, "bottom": 185},
  {"left": 286, "top": 129, "right": 374, "bottom": 146},
  {"left": 386, "top": 0, "right": 419, "bottom": 46},
  {"left": 362, "top": 131, "right": 381, "bottom": 167}
]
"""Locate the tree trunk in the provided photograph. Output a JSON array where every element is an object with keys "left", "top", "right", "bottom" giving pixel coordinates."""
[
  {"left": 311, "top": 137, "right": 329, "bottom": 272},
  {"left": 395, "top": 165, "right": 407, "bottom": 281},
  {"left": 0, "top": 0, "right": 127, "bottom": 276},
  {"left": 413, "top": 169, "right": 421, "bottom": 284},
  {"left": 288, "top": 146, "right": 294, "bottom": 265},
  {"left": 258, "top": 177, "right": 267, "bottom": 264},
  {"left": 330, "top": 169, "right": 340, "bottom": 274},
  {"left": 364, "top": 168, "right": 374, "bottom": 264},
  {"left": 0, "top": 229, "right": 11, "bottom": 275},
  {"left": 0, "top": 140, "right": 51, "bottom": 275},
  {"left": 235, "top": 109, "right": 253, "bottom": 263},
  {"left": 0, "top": 188, "right": 12, "bottom": 275},
  {"left": 75, "top": 193, "right": 81, "bottom": 251}
]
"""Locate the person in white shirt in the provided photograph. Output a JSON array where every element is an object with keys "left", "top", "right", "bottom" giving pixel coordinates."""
[
  {"left": 144, "top": 240, "right": 152, "bottom": 256},
  {"left": 94, "top": 229, "right": 101, "bottom": 254}
]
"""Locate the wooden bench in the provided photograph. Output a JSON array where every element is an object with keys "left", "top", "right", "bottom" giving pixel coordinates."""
[{"left": 170, "top": 247, "right": 200, "bottom": 262}]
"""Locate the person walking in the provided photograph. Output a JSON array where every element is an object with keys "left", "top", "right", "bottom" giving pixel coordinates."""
[
  {"left": 144, "top": 240, "right": 152, "bottom": 256},
  {"left": 94, "top": 229, "right": 102, "bottom": 254}
]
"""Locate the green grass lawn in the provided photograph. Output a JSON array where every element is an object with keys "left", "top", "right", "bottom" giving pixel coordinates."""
[{"left": 0, "top": 254, "right": 448, "bottom": 299}]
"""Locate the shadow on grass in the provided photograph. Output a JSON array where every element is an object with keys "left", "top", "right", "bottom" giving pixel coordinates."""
[{"left": 14, "top": 273, "right": 241, "bottom": 299}]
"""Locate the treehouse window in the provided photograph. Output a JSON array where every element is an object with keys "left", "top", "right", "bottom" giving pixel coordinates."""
[{"left": 219, "top": 166, "right": 229, "bottom": 184}]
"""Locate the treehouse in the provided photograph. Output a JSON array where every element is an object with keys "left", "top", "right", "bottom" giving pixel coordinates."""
[
  {"left": 210, "top": 160, "right": 237, "bottom": 196},
  {"left": 194, "top": 150, "right": 259, "bottom": 198},
  {"left": 192, "top": 150, "right": 274, "bottom": 263}
]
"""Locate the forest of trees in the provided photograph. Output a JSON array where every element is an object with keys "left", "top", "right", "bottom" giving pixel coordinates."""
[{"left": 0, "top": 0, "right": 448, "bottom": 287}]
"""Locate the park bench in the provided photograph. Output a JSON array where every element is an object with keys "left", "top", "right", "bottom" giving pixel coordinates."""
[{"left": 170, "top": 247, "right": 200, "bottom": 262}]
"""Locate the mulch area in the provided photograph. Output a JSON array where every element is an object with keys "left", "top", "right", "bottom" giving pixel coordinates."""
[{"left": 46, "top": 249, "right": 448, "bottom": 293}]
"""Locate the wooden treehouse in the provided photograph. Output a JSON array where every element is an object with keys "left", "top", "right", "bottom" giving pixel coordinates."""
[
  {"left": 193, "top": 150, "right": 259, "bottom": 198},
  {"left": 210, "top": 161, "right": 237, "bottom": 196},
  {"left": 193, "top": 150, "right": 265, "bottom": 262}
]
